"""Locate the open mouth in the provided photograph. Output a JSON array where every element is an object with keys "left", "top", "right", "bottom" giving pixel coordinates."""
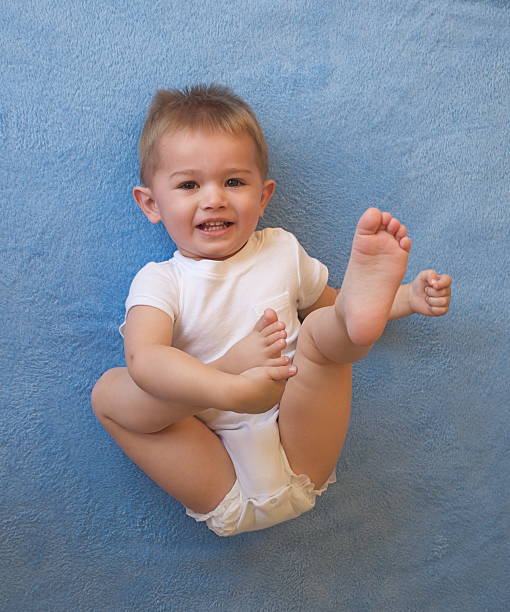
[{"left": 196, "top": 221, "right": 234, "bottom": 232}]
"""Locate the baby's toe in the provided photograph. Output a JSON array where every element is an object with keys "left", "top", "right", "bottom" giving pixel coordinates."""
[
  {"left": 396, "top": 224, "right": 408, "bottom": 241},
  {"left": 253, "top": 309, "right": 278, "bottom": 332},
  {"left": 387, "top": 217, "right": 401, "bottom": 236},
  {"left": 399, "top": 236, "right": 412, "bottom": 252},
  {"left": 381, "top": 211, "right": 392, "bottom": 227},
  {"left": 260, "top": 320, "right": 286, "bottom": 338},
  {"left": 265, "top": 329, "right": 287, "bottom": 344}
]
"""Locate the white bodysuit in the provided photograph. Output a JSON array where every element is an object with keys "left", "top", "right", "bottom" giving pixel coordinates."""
[{"left": 120, "top": 228, "right": 336, "bottom": 535}]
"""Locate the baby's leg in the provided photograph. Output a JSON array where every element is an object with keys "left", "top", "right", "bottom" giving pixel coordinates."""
[
  {"left": 92, "top": 367, "right": 204, "bottom": 433},
  {"left": 92, "top": 309, "right": 288, "bottom": 434},
  {"left": 95, "top": 410, "right": 236, "bottom": 514},
  {"left": 278, "top": 208, "right": 411, "bottom": 487},
  {"left": 91, "top": 311, "right": 287, "bottom": 514}
]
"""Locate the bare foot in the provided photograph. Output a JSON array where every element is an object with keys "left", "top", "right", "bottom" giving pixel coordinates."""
[
  {"left": 217, "top": 309, "right": 298, "bottom": 414},
  {"left": 215, "top": 308, "right": 290, "bottom": 375},
  {"left": 337, "top": 207, "right": 411, "bottom": 346}
]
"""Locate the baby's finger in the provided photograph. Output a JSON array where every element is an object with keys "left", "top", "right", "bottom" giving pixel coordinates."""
[
  {"left": 429, "top": 305, "right": 449, "bottom": 316},
  {"left": 434, "top": 274, "right": 452, "bottom": 289},
  {"left": 423, "top": 269, "right": 439, "bottom": 285},
  {"left": 426, "top": 296, "right": 450, "bottom": 307},
  {"left": 268, "top": 364, "right": 298, "bottom": 381},
  {"left": 425, "top": 286, "right": 451, "bottom": 298}
]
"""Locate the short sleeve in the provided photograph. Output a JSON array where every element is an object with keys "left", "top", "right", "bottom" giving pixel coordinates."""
[
  {"left": 295, "top": 239, "right": 329, "bottom": 311},
  {"left": 118, "top": 261, "right": 180, "bottom": 337}
]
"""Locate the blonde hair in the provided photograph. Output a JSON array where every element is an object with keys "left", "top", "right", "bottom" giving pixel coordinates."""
[{"left": 138, "top": 84, "right": 269, "bottom": 185}]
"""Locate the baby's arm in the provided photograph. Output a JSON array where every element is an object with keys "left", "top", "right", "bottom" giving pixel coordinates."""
[
  {"left": 124, "top": 305, "right": 296, "bottom": 415},
  {"left": 389, "top": 270, "right": 452, "bottom": 319}
]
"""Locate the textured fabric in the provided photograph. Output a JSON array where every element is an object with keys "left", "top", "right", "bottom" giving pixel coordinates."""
[{"left": 2, "top": 1, "right": 509, "bottom": 610}]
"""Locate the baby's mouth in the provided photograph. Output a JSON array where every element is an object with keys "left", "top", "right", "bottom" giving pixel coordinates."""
[{"left": 197, "top": 221, "right": 234, "bottom": 232}]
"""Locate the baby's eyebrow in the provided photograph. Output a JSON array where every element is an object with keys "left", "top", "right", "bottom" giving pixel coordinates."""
[
  {"left": 169, "top": 168, "right": 253, "bottom": 178},
  {"left": 170, "top": 170, "right": 198, "bottom": 178},
  {"left": 224, "top": 168, "right": 253, "bottom": 174}
]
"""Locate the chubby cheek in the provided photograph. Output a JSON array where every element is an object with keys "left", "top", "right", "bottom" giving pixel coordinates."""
[
  {"left": 160, "top": 216, "right": 188, "bottom": 243},
  {"left": 241, "top": 200, "right": 265, "bottom": 225}
]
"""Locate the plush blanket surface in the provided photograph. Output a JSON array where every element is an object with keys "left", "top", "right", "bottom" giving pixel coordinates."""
[{"left": 1, "top": 1, "right": 508, "bottom": 610}]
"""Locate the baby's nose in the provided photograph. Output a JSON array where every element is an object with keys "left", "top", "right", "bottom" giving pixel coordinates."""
[{"left": 201, "top": 185, "right": 227, "bottom": 209}]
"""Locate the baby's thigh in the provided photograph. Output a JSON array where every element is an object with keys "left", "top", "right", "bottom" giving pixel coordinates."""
[{"left": 98, "top": 414, "right": 237, "bottom": 515}]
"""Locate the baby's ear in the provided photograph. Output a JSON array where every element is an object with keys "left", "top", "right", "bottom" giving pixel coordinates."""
[
  {"left": 259, "top": 179, "right": 276, "bottom": 216},
  {"left": 133, "top": 186, "right": 161, "bottom": 224}
]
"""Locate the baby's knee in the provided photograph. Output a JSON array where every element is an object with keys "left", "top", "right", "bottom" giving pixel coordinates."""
[
  {"left": 90, "top": 367, "right": 124, "bottom": 418},
  {"left": 296, "top": 308, "right": 334, "bottom": 365}
]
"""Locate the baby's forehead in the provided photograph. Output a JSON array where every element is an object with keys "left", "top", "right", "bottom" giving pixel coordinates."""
[
  {"left": 154, "top": 127, "right": 263, "bottom": 169},
  {"left": 158, "top": 125, "right": 254, "bottom": 146}
]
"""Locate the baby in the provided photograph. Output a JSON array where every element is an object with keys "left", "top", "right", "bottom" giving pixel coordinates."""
[{"left": 91, "top": 85, "right": 452, "bottom": 536}]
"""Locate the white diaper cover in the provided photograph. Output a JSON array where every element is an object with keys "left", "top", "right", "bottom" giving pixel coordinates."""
[{"left": 185, "top": 407, "right": 336, "bottom": 537}]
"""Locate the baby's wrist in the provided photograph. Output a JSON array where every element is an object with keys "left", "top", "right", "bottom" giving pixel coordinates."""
[
  {"left": 213, "top": 372, "right": 244, "bottom": 411},
  {"left": 390, "top": 283, "right": 414, "bottom": 320},
  {"left": 404, "top": 283, "right": 415, "bottom": 314}
]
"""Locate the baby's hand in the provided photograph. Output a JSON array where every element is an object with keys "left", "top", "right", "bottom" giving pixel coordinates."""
[
  {"left": 229, "top": 363, "right": 297, "bottom": 414},
  {"left": 217, "top": 309, "right": 290, "bottom": 375},
  {"left": 409, "top": 270, "right": 452, "bottom": 316}
]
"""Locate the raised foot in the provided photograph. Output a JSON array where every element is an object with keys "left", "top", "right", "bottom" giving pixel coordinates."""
[{"left": 337, "top": 207, "right": 411, "bottom": 346}]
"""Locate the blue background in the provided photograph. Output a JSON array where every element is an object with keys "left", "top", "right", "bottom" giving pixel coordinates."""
[{"left": 2, "top": 1, "right": 509, "bottom": 610}]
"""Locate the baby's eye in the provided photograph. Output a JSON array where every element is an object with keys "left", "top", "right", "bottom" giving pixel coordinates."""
[
  {"left": 225, "top": 178, "right": 245, "bottom": 187},
  {"left": 178, "top": 181, "right": 198, "bottom": 190}
]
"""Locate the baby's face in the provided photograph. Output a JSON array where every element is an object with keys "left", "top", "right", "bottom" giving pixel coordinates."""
[{"left": 146, "top": 128, "right": 274, "bottom": 260}]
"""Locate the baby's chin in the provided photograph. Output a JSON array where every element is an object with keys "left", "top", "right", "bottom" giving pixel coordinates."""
[
  {"left": 177, "top": 246, "right": 243, "bottom": 261},
  {"left": 178, "top": 237, "right": 251, "bottom": 261}
]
